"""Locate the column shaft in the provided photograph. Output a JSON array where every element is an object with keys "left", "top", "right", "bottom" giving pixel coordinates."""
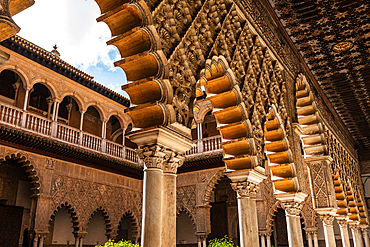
[
  {"left": 363, "top": 230, "right": 370, "bottom": 247},
  {"left": 338, "top": 220, "right": 351, "bottom": 247},
  {"left": 260, "top": 234, "right": 266, "bottom": 247},
  {"left": 285, "top": 213, "right": 304, "bottom": 247},
  {"left": 320, "top": 215, "right": 336, "bottom": 247},
  {"left": 351, "top": 226, "right": 363, "bottom": 247},
  {"left": 313, "top": 232, "right": 319, "bottom": 247},
  {"left": 141, "top": 168, "right": 163, "bottom": 247},
  {"left": 266, "top": 234, "right": 271, "bottom": 247},
  {"left": 33, "top": 237, "right": 38, "bottom": 247},
  {"left": 237, "top": 196, "right": 259, "bottom": 247},
  {"left": 161, "top": 173, "right": 177, "bottom": 247},
  {"left": 79, "top": 237, "right": 83, "bottom": 247},
  {"left": 307, "top": 232, "right": 313, "bottom": 247}
]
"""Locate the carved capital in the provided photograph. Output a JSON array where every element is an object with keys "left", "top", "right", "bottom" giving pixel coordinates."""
[
  {"left": 280, "top": 201, "right": 303, "bottom": 216},
  {"left": 231, "top": 181, "right": 259, "bottom": 198},
  {"left": 136, "top": 145, "right": 168, "bottom": 170},
  {"left": 163, "top": 151, "right": 184, "bottom": 174},
  {"left": 320, "top": 215, "right": 335, "bottom": 226},
  {"left": 337, "top": 219, "right": 349, "bottom": 228}
]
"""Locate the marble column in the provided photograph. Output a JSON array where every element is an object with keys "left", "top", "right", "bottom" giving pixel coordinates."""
[
  {"left": 313, "top": 230, "right": 319, "bottom": 247},
  {"left": 278, "top": 194, "right": 306, "bottom": 247},
  {"left": 320, "top": 215, "right": 336, "bottom": 247},
  {"left": 129, "top": 127, "right": 193, "bottom": 247},
  {"left": 266, "top": 233, "right": 271, "bottom": 247},
  {"left": 337, "top": 219, "right": 351, "bottom": 247},
  {"left": 259, "top": 233, "right": 266, "bottom": 247},
  {"left": 230, "top": 180, "right": 260, "bottom": 247},
  {"left": 46, "top": 96, "right": 54, "bottom": 119},
  {"left": 362, "top": 227, "right": 370, "bottom": 247},
  {"left": 350, "top": 224, "right": 364, "bottom": 247},
  {"left": 33, "top": 236, "right": 38, "bottom": 247},
  {"left": 137, "top": 145, "right": 166, "bottom": 247},
  {"left": 306, "top": 231, "right": 313, "bottom": 247},
  {"left": 161, "top": 153, "right": 184, "bottom": 247}
]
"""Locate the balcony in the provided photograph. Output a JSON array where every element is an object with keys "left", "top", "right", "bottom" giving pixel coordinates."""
[
  {"left": 0, "top": 102, "right": 140, "bottom": 164},
  {"left": 185, "top": 135, "right": 222, "bottom": 156}
]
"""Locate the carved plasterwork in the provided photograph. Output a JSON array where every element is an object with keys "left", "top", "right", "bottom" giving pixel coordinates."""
[
  {"left": 202, "top": 170, "right": 225, "bottom": 205},
  {"left": 177, "top": 185, "right": 197, "bottom": 225},
  {"left": 50, "top": 175, "right": 142, "bottom": 235}
]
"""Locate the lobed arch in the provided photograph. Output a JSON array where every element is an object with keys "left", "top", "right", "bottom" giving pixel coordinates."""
[
  {"left": 49, "top": 202, "right": 80, "bottom": 234},
  {"left": 0, "top": 151, "right": 41, "bottom": 195},
  {"left": 202, "top": 169, "right": 225, "bottom": 205},
  {"left": 30, "top": 78, "right": 58, "bottom": 99},
  {"left": 176, "top": 207, "right": 197, "bottom": 229},
  {"left": 84, "top": 206, "right": 113, "bottom": 235},
  {"left": 0, "top": 64, "right": 30, "bottom": 89},
  {"left": 59, "top": 91, "right": 85, "bottom": 111}
]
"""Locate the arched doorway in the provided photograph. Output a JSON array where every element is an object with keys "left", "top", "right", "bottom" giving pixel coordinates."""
[
  {"left": 83, "top": 106, "right": 102, "bottom": 137},
  {"left": 47, "top": 206, "right": 76, "bottom": 246},
  {"left": 29, "top": 83, "right": 53, "bottom": 117},
  {"left": 0, "top": 158, "right": 33, "bottom": 247},
  {"left": 207, "top": 177, "right": 237, "bottom": 244},
  {"left": 58, "top": 96, "right": 81, "bottom": 129},
  {"left": 116, "top": 212, "right": 136, "bottom": 242},
  {"left": 84, "top": 210, "right": 109, "bottom": 246},
  {"left": 176, "top": 211, "right": 197, "bottom": 246},
  {"left": 106, "top": 115, "right": 122, "bottom": 144}
]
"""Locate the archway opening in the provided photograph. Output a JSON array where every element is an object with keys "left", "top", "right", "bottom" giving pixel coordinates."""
[
  {"left": 85, "top": 210, "right": 108, "bottom": 246},
  {"left": 0, "top": 158, "right": 33, "bottom": 247},
  {"left": 116, "top": 213, "right": 135, "bottom": 242},
  {"left": 273, "top": 208, "right": 287, "bottom": 247},
  {"left": 207, "top": 177, "right": 237, "bottom": 243},
  {"left": 58, "top": 96, "right": 81, "bottom": 129},
  {"left": 107, "top": 115, "right": 122, "bottom": 144},
  {"left": 176, "top": 211, "right": 197, "bottom": 245},
  {"left": 29, "top": 83, "right": 53, "bottom": 117},
  {"left": 83, "top": 106, "right": 102, "bottom": 137},
  {"left": 47, "top": 206, "right": 76, "bottom": 246}
]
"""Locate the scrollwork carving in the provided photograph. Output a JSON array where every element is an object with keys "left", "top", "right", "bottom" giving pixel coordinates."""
[{"left": 280, "top": 201, "right": 303, "bottom": 216}]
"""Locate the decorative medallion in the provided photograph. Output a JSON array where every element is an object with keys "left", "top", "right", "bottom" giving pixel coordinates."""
[{"left": 332, "top": 41, "right": 353, "bottom": 52}]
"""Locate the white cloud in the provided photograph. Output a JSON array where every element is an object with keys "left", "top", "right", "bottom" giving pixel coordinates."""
[{"left": 13, "top": 0, "right": 121, "bottom": 75}]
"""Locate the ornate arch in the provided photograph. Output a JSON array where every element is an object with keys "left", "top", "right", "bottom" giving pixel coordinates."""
[
  {"left": 265, "top": 105, "right": 298, "bottom": 194},
  {"left": 59, "top": 91, "right": 85, "bottom": 111},
  {"left": 0, "top": 64, "right": 31, "bottom": 89},
  {"left": 30, "top": 78, "right": 58, "bottom": 99},
  {"left": 84, "top": 102, "right": 106, "bottom": 121},
  {"left": 84, "top": 206, "right": 112, "bottom": 235},
  {"left": 266, "top": 200, "right": 281, "bottom": 231},
  {"left": 49, "top": 202, "right": 80, "bottom": 234},
  {"left": 202, "top": 169, "right": 225, "bottom": 205},
  {"left": 176, "top": 207, "right": 196, "bottom": 229},
  {"left": 0, "top": 150, "right": 41, "bottom": 194}
]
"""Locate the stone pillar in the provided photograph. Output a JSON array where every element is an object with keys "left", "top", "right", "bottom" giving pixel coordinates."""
[
  {"left": 350, "top": 224, "right": 364, "bottom": 247},
  {"left": 46, "top": 96, "right": 54, "bottom": 119},
  {"left": 197, "top": 123, "right": 203, "bottom": 153},
  {"left": 161, "top": 153, "right": 184, "bottom": 247},
  {"left": 359, "top": 229, "right": 365, "bottom": 247},
  {"left": 12, "top": 81, "right": 21, "bottom": 106},
  {"left": 79, "top": 110, "right": 85, "bottom": 145},
  {"left": 337, "top": 219, "right": 351, "bottom": 247},
  {"left": 277, "top": 193, "right": 307, "bottom": 247},
  {"left": 362, "top": 227, "right": 370, "bottom": 247},
  {"left": 266, "top": 233, "right": 271, "bottom": 247},
  {"left": 137, "top": 145, "right": 165, "bottom": 247},
  {"left": 130, "top": 126, "right": 193, "bottom": 247},
  {"left": 33, "top": 235, "right": 38, "bottom": 247},
  {"left": 259, "top": 232, "right": 266, "bottom": 247},
  {"left": 313, "top": 230, "right": 319, "bottom": 247},
  {"left": 307, "top": 231, "right": 313, "bottom": 247},
  {"left": 228, "top": 170, "right": 266, "bottom": 247},
  {"left": 319, "top": 215, "right": 336, "bottom": 247}
]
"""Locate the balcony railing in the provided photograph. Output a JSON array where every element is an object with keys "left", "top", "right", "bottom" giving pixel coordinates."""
[
  {"left": 185, "top": 135, "right": 222, "bottom": 156},
  {"left": 0, "top": 102, "right": 140, "bottom": 164}
]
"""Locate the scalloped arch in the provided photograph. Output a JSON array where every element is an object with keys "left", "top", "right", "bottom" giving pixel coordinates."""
[{"left": 202, "top": 169, "right": 225, "bottom": 205}]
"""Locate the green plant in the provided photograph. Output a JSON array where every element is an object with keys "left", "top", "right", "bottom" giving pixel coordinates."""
[
  {"left": 208, "top": 235, "right": 238, "bottom": 247},
  {"left": 95, "top": 240, "right": 140, "bottom": 247}
]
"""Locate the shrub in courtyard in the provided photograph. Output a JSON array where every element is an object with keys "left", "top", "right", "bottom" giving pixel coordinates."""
[
  {"left": 208, "top": 236, "right": 238, "bottom": 247},
  {"left": 96, "top": 240, "right": 139, "bottom": 247}
]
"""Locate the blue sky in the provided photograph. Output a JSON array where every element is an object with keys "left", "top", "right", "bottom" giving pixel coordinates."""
[{"left": 12, "top": 0, "right": 128, "bottom": 96}]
